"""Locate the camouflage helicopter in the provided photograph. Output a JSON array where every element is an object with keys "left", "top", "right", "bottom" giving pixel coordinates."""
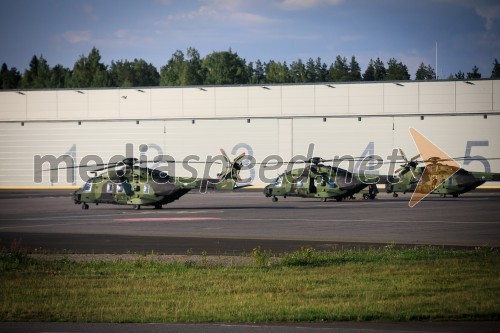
[
  {"left": 263, "top": 157, "right": 380, "bottom": 202},
  {"left": 66, "top": 149, "right": 247, "bottom": 210},
  {"left": 385, "top": 149, "right": 500, "bottom": 198}
]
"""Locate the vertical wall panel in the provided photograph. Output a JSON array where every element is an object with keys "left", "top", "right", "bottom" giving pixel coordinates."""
[
  {"left": 456, "top": 80, "right": 492, "bottom": 113},
  {"left": 248, "top": 86, "right": 281, "bottom": 116},
  {"left": 316, "top": 84, "right": 349, "bottom": 115},
  {"left": 282, "top": 85, "right": 314, "bottom": 115},
  {"left": 494, "top": 80, "right": 500, "bottom": 112},
  {"left": 419, "top": 81, "right": 455, "bottom": 113},
  {"left": 58, "top": 90, "right": 87, "bottom": 120},
  {"left": 0, "top": 92, "right": 27, "bottom": 120},
  {"left": 26, "top": 91, "right": 57, "bottom": 119},
  {"left": 384, "top": 83, "right": 418, "bottom": 114},
  {"left": 119, "top": 88, "right": 151, "bottom": 119},
  {"left": 183, "top": 87, "right": 216, "bottom": 118},
  {"left": 349, "top": 83, "right": 384, "bottom": 114},
  {"left": 151, "top": 88, "right": 183, "bottom": 118},
  {"left": 88, "top": 90, "right": 119, "bottom": 119},
  {"left": 215, "top": 86, "right": 248, "bottom": 117}
]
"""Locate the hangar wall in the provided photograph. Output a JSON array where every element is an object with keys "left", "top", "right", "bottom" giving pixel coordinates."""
[{"left": 0, "top": 80, "right": 499, "bottom": 187}]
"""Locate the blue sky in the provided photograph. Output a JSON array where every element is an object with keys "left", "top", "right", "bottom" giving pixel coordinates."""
[{"left": 1, "top": 0, "right": 499, "bottom": 79}]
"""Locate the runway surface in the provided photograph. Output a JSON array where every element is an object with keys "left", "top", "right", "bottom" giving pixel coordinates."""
[{"left": 0, "top": 189, "right": 499, "bottom": 254}]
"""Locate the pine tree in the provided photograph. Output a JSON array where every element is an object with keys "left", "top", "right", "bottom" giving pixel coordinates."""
[
  {"left": 492, "top": 59, "right": 500, "bottom": 79},
  {"left": 466, "top": 65, "right": 481, "bottom": 79},
  {"left": 348, "top": 56, "right": 362, "bottom": 81},
  {"left": 415, "top": 63, "right": 435, "bottom": 80},
  {"left": 386, "top": 58, "right": 410, "bottom": 80},
  {"left": 0, "top": 63, "right": 21, "bottom": 89},
  {"left": 328, "top": 55, "right": 349, "bottom": 82}
]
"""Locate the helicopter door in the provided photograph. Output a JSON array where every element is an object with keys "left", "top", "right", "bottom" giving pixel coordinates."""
[
  {"left": 309, "top": 177, "right": 317, "bottom": 194},
  {"left": 114, "top": 183, "right": 128, "bottom": 204},
  {"left": 99, "top": 182, "right": 115, "bottom": 203}
]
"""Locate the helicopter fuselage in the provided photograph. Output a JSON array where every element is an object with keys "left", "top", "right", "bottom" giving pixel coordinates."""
[
  {"left": 264, "top": 165, "right": 378, "bottom": 202},
  {"left": 74, "top": 161, "right": 238, "bottom": 210},
  {"left": 386, "top": 166, "right": 490, "bottom": 198}
]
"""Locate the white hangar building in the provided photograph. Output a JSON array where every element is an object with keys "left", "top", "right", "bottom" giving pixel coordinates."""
[{"left": 0, "top": 79, "right": 499, "bottom": 188}]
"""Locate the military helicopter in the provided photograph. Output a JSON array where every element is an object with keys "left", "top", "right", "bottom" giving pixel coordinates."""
[
  {"left": 64, "top": 149, "right": 247, "bottom": 210},
  {"left": 263, "top": 157, "right": 380, "bottom": 202},
  {"left": 385, "top": 149, "right": 500, "bottom": 198}
]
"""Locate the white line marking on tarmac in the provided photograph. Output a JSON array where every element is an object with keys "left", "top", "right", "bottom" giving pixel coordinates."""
[{"left": 114, "top": 217, "right": 221, "bottom": 222}]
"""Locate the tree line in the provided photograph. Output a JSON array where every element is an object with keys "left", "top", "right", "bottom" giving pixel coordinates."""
[{"left": 1, "top": 47, "right": 499, "bottom": 90}]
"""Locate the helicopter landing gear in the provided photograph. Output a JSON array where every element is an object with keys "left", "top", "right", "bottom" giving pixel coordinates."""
[
  {"left": 393, "top": 193, "right": 398, "bottom": 198},
  {"left": 272, "top": 196, "right": 278, "bottom": 202},
  {"left": 154, "top": 203, "right": 162, "bottom": 209},
  {"left": 452, "top": 193, "right": 459, "bottom": 198},
  {"left": 335, "top": 197, "right": 342, "bottom": 202},
  {"left": 133, "top": 204, "right": 141, "bottom": 210},
  {"left": 81, "top": 203, "right": 89, "bottom": 210},
  {"left": 322, "top": 198, "right": 327, "bottom": 202}
]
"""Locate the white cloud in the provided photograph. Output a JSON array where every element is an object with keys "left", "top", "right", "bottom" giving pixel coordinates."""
[
  {"left": 435, "top": 0, "right": 500, "bottom": 31},
  {"left": 200, "top": 0, "right": 245, "bottom": 11},
  {"left": 232, "top": 12, "right": 278, "bottom": 25},
  {"left": 279, "top": 0, "right": 342, "bottom": 10},
  {"left": 161, "top": 1, "right": 277, "bottom": 26},
  {"left": 58, "top": 30, "right": 92, "bottom": 44},
  {"left": 114, "top": 29, "right": 130, "bottom": 39},
  {"left": 166, "top": 5, "right": 217, "bottom": 22},
  {"left": 475, "top": 3, "right": 500, "bottom": 30}
]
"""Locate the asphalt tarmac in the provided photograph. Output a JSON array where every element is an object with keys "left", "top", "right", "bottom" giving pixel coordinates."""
[{"left": 0, "top": 189, "right": 499, "bottom": 253}]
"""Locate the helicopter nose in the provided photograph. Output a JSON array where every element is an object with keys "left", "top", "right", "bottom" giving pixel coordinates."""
[
  {"left": 263, "top": 185, "right": 273, "bottom": 197},
  {"left": 73, "top": 190, "right": 81, "bottom": 204}
]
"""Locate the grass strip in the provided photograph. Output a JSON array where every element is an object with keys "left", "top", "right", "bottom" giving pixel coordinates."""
[{"left": 0, "top": 246, "right": 498, "bottom": 322}]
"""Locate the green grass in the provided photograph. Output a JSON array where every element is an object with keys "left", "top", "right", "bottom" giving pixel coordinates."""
[{"left": 0, "top": 246, "right": 498, "bottom": 322}]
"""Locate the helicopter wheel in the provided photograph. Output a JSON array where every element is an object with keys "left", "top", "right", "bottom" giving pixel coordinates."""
[
  {"left": 393, "top": 193, "right": 398, "bottom": 198},
  {"left": 335, "top": 197, "right": 342, "bottom": 202},
  {"left": 322, "top": 198, "right": 327, "bottom": 202},
  {"left": 133, "top": 204, "right": 141, "bottom": 210},
  {"left": 363, "top": 194, "right": 368, "bottom": 200},
  {"left": 272, "top": 196, "right": 278, "bottom": 202},
  {"left": 452, "top": 193, "right": 459, "bottom": 198},
  {"left": 81, "top": 203, "right": 89, "bottom": 210},
  {"left": 154, "top": 203, "right": 162, "bottom": 209}
]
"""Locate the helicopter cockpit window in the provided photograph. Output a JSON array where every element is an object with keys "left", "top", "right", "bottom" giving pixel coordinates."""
[
  {"left": 82, "top": 182, "right": 92, "bottom": 192},
  {"left": 144, "top": 184, "right": 150, "bottom": 194},
  {"left": 106, "top": 183, "right": 113, "bottom": 193},
  {"left": 273, "top": 175, "right": 283, "bottom": 186},
  {"left": 116, "top": 184, "right": 124, "bottom": 193}
]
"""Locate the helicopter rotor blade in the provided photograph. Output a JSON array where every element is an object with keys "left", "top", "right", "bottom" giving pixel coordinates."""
[
  {"left": 43, "top": 162, "right": 113, "bottom": 172},
  {"left": 394, "top": 167, "right": 405, "bottom": 174},
  {"left": 220, "top": 148, "right": 230, "bottom": 163},
  {"left": 399, "top": 148, "right": 409, "bottom": 164}
]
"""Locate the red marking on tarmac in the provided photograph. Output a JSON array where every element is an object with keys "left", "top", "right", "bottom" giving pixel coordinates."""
[{"left": 114, "top": 217, "right": 221, "bottom": 222}]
